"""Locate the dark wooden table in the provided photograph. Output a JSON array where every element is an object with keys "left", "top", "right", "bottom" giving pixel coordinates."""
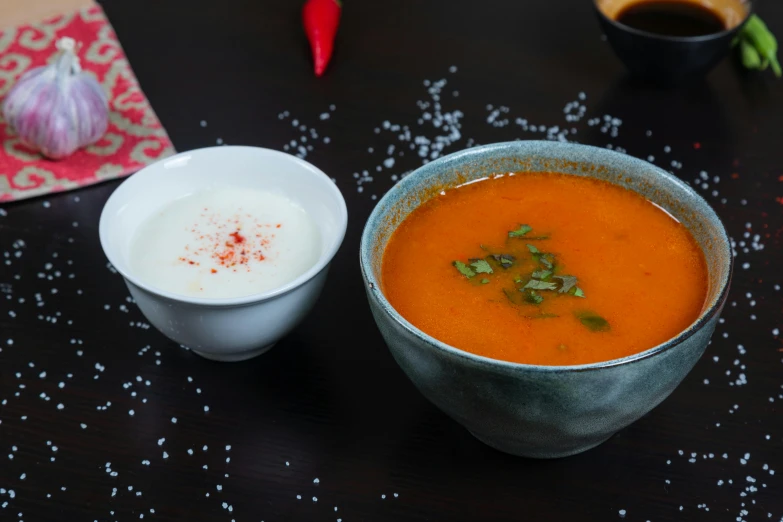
[{"left": 2, "top": 0, "right": 782, "bottom": 520}]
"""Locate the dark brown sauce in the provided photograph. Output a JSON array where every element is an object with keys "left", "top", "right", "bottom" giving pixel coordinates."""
[{"left": 616, "top": 1, "right": 727, "bottom": 37}]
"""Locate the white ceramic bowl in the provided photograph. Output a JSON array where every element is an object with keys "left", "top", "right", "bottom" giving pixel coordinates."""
[{"left": 99, "top": 146, "right": 348, "bottom": 361}]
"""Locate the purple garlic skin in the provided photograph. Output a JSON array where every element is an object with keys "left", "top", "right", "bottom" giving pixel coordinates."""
[{"left": 2, "top": 38, "right": 109, "bottom": 160}]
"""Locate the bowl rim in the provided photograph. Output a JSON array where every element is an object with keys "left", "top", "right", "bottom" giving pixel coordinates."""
[
  {"left": 360, "top": 140, "right": 733, "bottom": 374},
  {"left": 593, "top": 0, "right": 752, "bottom": 43},
  {"left": 99, "top": 145, "right": 348, "bottom": 308}
]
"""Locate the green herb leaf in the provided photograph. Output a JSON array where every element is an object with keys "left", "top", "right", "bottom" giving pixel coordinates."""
[
  {"left": 531, "top": 269, "right": 552, "bottom": 280},
  {"left": 469, "top": 259, "right": 493, "bottom": 274},
  {"left": 491, "top": 254, "right": 515, "bottom": 269},
  {"left": 480, "top": 278, "right": 490, "bottom": 284},
  {"left": 576, "top": 311, "right": 610, "bottom": 332},
  {"left": 554, "top": 275, "right": 578, "bottom": 294},
  {"left": 508, "top": 224, "right": 532, "bottom": 238},
  {"left": 538, "top": 254, "right": 554, "bottom": 269},
  {"left": 571, "top": 287, "right": 585, "bottom": 298},
  {"left": 453, "top": 261, "right": 475, "bottom": 279},
  {"left": 526, "top": 244, "right": 540, "bottom": 254},
  {"left": 513, "top": 275, "right": 524, "bottom": 283},
  {"left": 524, "top": 290, "right": 544, "bottom": 304},
  {"left": 523, "top": 280, "right": 557, "bottom": 291}
]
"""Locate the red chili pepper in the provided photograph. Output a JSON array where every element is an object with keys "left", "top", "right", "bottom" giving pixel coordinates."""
[{"left": 302, "top": 0, "right": 342, "bottom": 77}]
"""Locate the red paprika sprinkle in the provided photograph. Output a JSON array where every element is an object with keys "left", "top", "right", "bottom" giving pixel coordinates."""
[
  {"left": 303, "top": 0, "right": 342, "bottom": 77},
  {"left": 181, "top": 208, "right": 274, "bottom": 272}
]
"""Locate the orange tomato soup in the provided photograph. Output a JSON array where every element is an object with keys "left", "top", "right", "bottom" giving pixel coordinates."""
[{"left": 381, "top": 172, "right": 708, "bottom": 366}]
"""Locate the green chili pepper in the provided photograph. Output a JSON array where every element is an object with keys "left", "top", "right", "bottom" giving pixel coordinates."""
[
  {"left": 739, "top": 15, "right": 781, "bottom": 77},
  {"left": 744, "top": 16, "right": 776, "bottom": 52},
  {"left": 740, "top": 39, "right": 762, "bottom": 69}
]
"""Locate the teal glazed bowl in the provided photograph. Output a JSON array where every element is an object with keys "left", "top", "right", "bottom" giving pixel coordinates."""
[{"left": 360, "top": 141, "right": 732, "bottom": 458}]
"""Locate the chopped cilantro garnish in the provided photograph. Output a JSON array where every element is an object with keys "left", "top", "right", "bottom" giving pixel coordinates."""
[
  {"left": 508, "top": 224, "right": 533, "bottom": 238},
  {"left": 531, "top": 269, "right": 552, "bottom": 280},
  {"left": 527, "top": 243, "right": 552, "bottom": 267},
  {"left": 576, "top": 311, "right": 609, "bottom": 332},
  {"left": 457, "top": 225, "right": 597, "bottom": 317},
  {"left": 470, "top": 259, "right": 493, "bottom": 274},
  {"left": 554, "top": 275, "right": 577, "bottom": 294},
  {"left": 453, "top": 261, "right": 475, "bottom": 278},
  {"left": 491, "top": 254, "right": 515, "bottom": 269},
  {"left": 538, "top": 255, "right": 554, "bottom": 269},
  {"left": 523, "top": 280, "right": 557, "bottom": 291}
]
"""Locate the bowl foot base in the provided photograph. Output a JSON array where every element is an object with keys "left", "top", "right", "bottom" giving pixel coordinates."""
[
  {"left": 192, "top": 343, "right": 276, "bottom": 362},
  {"left": 468, "top": 430, "right": 614, "bottom": 459}
]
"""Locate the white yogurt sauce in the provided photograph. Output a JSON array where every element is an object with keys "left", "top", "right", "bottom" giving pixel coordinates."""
[{"left": 130, "top": 188, "right": 321, "bottom": 298}]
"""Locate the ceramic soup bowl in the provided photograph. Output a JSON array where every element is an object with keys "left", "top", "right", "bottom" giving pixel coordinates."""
[
  {"left": 360, "top": 141, "right": 731, "bottom": 458},
  {"left": 100, "top": 146, "right": 347, "bottom": 362}
]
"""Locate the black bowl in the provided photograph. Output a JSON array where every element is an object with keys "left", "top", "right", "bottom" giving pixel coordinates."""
[{"left": 594, "top": 0, "right": 752, "bottom": 84}]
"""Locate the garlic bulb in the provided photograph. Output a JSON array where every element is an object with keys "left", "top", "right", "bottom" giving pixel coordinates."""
[{"left": 3, "top": 37, "right": 109, "bottom": 160}]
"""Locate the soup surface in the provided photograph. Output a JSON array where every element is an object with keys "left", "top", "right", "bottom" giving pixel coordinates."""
[{"left": 382, "top": 172, "right": 708, "bottom": 366}]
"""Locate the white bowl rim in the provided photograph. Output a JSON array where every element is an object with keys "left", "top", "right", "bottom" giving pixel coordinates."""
[{"left": 99, "top": 145, "right": 348, "bottom": 307}]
